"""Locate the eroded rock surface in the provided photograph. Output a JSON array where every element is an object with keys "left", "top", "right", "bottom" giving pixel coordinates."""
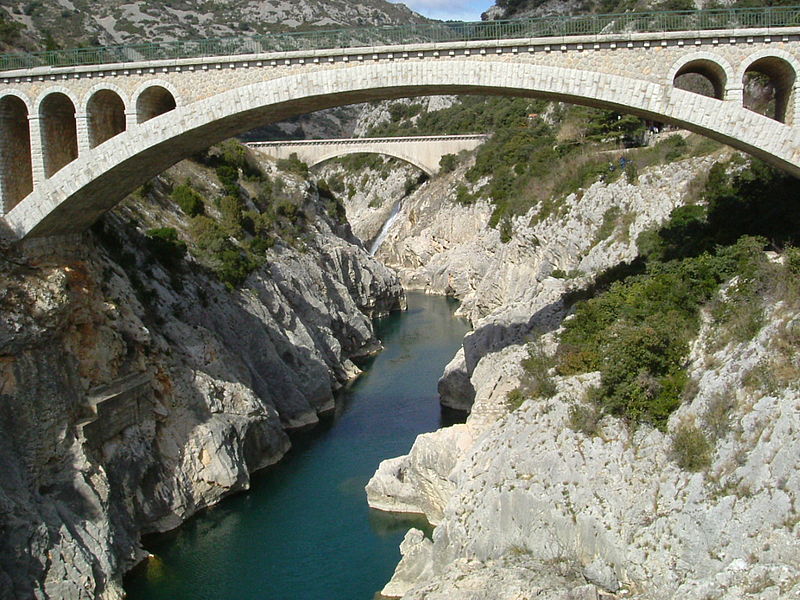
[{"left": 0, "top": 172, "right": 403, "bottom": 599}]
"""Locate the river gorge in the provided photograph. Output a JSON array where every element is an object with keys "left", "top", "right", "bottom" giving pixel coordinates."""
[{"left": 120, "top": 292, "right": 469, "bottom": 599}]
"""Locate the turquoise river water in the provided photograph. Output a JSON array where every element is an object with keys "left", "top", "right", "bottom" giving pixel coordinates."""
[{"left": 125, "top": 292, "right": 470, "bottom": 600}]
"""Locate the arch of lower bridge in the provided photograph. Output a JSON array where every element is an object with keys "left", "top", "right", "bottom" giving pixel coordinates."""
[
  {"left": 3, "top": 58, "right": 800, "bottom": 240},
  {"left": 297, "top": 147, "right": 438, "bottom": 175}
]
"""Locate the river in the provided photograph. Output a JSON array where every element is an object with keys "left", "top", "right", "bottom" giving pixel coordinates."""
[{"left": 124, "top": 292, "right": 470, "bottom": 600}]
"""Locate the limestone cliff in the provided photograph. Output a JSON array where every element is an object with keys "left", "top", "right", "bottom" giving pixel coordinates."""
[
  {"left": 0, "top": 157, "right": 403, "bottom": 599},
  {"left": 371, "top": 300, "right": 800, "bottom": 599},
  {"left": 376, "top": 143, "right": 722, "bottom": 409},
  {"left": 366, "top": 143, "right": 798, "bottom": 599}
]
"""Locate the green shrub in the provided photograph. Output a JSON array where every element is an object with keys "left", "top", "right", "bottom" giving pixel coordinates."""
[
  {"left": 625, "top": 161, "right": 638, "bottom": 184},
  {"left": 454, "top": 184, "right": 476, "bottom": 206},
  {"left": 593, "top": 206, "right": 621, "bottom": 247},
  {"left": 439, "top": 153, "right": 458, "bottom": 173},
  {"left": 216, "top": 164, "right": 240, "bottom": 197},
  {"left": 519, "top": 344, "right": 557, "bottom": 398},
  {"left": 663, "top": 135, "right": 688, "bottom": 162},
  {"left": 0, "top": 14, "right": 23, "bottom": 44},
  {"left": 171, "top": 183, "right": 205, "bottom": 217},
  {"left": 277, "top": 152, "right": 309, "bottom": 177},
  {"left": 568, "top": 403, "right": 602, "bottom": 436},
  {"left": 499, "top": 216, "right": 513, "bottom": 243},
  {"left": 671, "top": 422, "right": 712, "bottom": 471},
  {"left": 505, "top": 388, "right": 526, "bottom": 411},
  {"left": 218, "top": 194, "right": 245, "bottom": 237},
  {"left": 216, "top": 249, "right": 258, "bottom": 289}
]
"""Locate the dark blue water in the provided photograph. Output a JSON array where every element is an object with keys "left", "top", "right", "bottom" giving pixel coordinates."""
[{"left": 125, "top": 292, "right": 470, "bottom": 600}]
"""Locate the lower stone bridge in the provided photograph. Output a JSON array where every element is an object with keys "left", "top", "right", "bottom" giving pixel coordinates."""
[
  {"left": 1, "top": 6, "right": 800, "bottom": 240},
  {"left": 246, "top": 134, "right": 489, "bottom": 175}
]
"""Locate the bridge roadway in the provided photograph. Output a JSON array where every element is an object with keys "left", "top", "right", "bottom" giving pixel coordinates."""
[
  {"left": 1, "top": 7, "right": 800, "bottom": 240},
  {"left": 246, "top": 134, "right": 490, "bottom": 175}
]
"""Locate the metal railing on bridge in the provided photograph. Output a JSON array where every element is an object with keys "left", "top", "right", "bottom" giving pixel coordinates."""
[{"left": 2, "top": 5, "right": 800, "bottom": 73}]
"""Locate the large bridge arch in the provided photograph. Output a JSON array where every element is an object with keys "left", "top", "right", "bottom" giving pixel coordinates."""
[{"left": 5, "top": 59, "right": 800, "bottom": 240}]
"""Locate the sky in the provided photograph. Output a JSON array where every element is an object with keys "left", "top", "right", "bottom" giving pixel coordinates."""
[{"left": 396, "top": 0, "right": 495, "bottom": 22}]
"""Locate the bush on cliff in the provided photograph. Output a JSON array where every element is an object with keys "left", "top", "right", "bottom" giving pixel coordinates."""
[
  {"left": 171, "top": 183, "right": 205, "bottom": 217},
  {"left": 554, "top": 158, "right": 800, "bottom": 430}
]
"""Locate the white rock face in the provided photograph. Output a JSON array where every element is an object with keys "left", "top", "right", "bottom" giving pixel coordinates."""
[
  {"left": 378, "top": 154, "right": 718, "bottom": 324},
  {"left": 0, "top": 161, "right": 405, "bottom": 598},
  {"left": 315, "top": 157, "right": 422, "bottom": 246},
  {"left": 372, "top": 146, "right": 800, "bottom": 599},
  {"left": 379, "top": 151, "right": 721, "bottom": 411},
  {"left": 386, "top": 308, "right": 800, "bottom": 599}
]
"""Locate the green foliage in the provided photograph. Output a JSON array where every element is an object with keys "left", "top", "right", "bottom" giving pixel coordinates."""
[
  {"left": 663, "top": 134, "right": 688, "bottom": 162},
  {"left": 145, "top": 227, "right": 187, "bottom": 268},
  {"left": 671, "top": 422, "right": 712, "bottom": 471},
  {"left": 215, "top": 248, "right": 258, "bottom": 289},
  {"left": 505, "top": 388, "right": 527, "bottom": 412},
  {"left": 519, "top": 344, "right": 557, "bottom": 399},
  {"left": 335, "top": 153, "right": 385, "bottom": 173},
  {"left": 593, "top": 206, "right": 621, "bottom": 246},
  {"left": 625, "top": 161, "right": 638, "bottom": 184},
  {"left": 388, "top": 102, "right": 424, "bottom": 122},
  {"left": 499, "top": 216, "right": 513, "bottom": 244},
  {"left": 316, "top": 179, "right": 347, "bottom": 224},
  {"left": 556, "top": 240, "right": 754, "bottom": 429},
  {"left": 369, "top": 97, "right": 661, "bottom": 231},
  {"left": 188, "top": 216, "right": 258, "bottom": 289},
  {"left": 439, "top": 153, "right": 458, "bottom": 174},
  {"left": 404, "top": 176, "right": 420, "bottom": 196},
  {"left": 171, "top": 183, "right": 205, "bottom": 217},
  {"left": 454, "top": 184, "right": 476, "bottom": 206},
  {"left": 218, "top": 194, "right": 245, "bottom": 237},
  {"left": 568, "top": 403, "right": 602, "bottom": 437},
  {"left": 550, "top": 158, "right": 800, "bottom": 429},
  {"left": 276, "top": 152, "right": 309, "bottom": 177},
  {"left": 584, "top": 111, "right": 646, "bottom": 145},
  {"left": 218, "top": 139, "right": 263, "bottom": 180},
  {"left": 0, "top": 13, "right": 23, "bottom": 44},
  {"left": 215, "top": 164, "right": 240, "bottom": 197}
]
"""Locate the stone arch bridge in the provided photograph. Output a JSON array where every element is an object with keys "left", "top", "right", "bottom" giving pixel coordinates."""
[
  {"left": 2, "top": 7, "right": 800, "bottom": 240},
  {"left": 246, "top": 135, "right": 490, "bottom": 175}
]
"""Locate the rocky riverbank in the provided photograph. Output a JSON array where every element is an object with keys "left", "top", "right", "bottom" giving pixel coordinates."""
[{"left": 0, "top": 157, "right": 404, "bottom": 599}]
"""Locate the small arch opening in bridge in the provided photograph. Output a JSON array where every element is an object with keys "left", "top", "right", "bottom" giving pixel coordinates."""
[
  {"left": 136, "top": 86, "right": 176, "bottom": 124},
  {"left": 40, "top": 92, "right": 78, "bottom": 178},
  {"left": 0, "top": 95, "right": 33, "bottom": 213},
  {"left": 672, "top": 59, "right": 727, "bottom": 100},
  {"left": 743, "top": 56, "right": 796, "bottom": 123},
  {"left": 87, "top": 89, "right": 126, "bottom": 148}
]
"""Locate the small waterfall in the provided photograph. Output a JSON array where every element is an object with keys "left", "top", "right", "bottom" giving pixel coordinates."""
[{"left": 369, "top": 199, "right": 402, "bottom": 256}]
